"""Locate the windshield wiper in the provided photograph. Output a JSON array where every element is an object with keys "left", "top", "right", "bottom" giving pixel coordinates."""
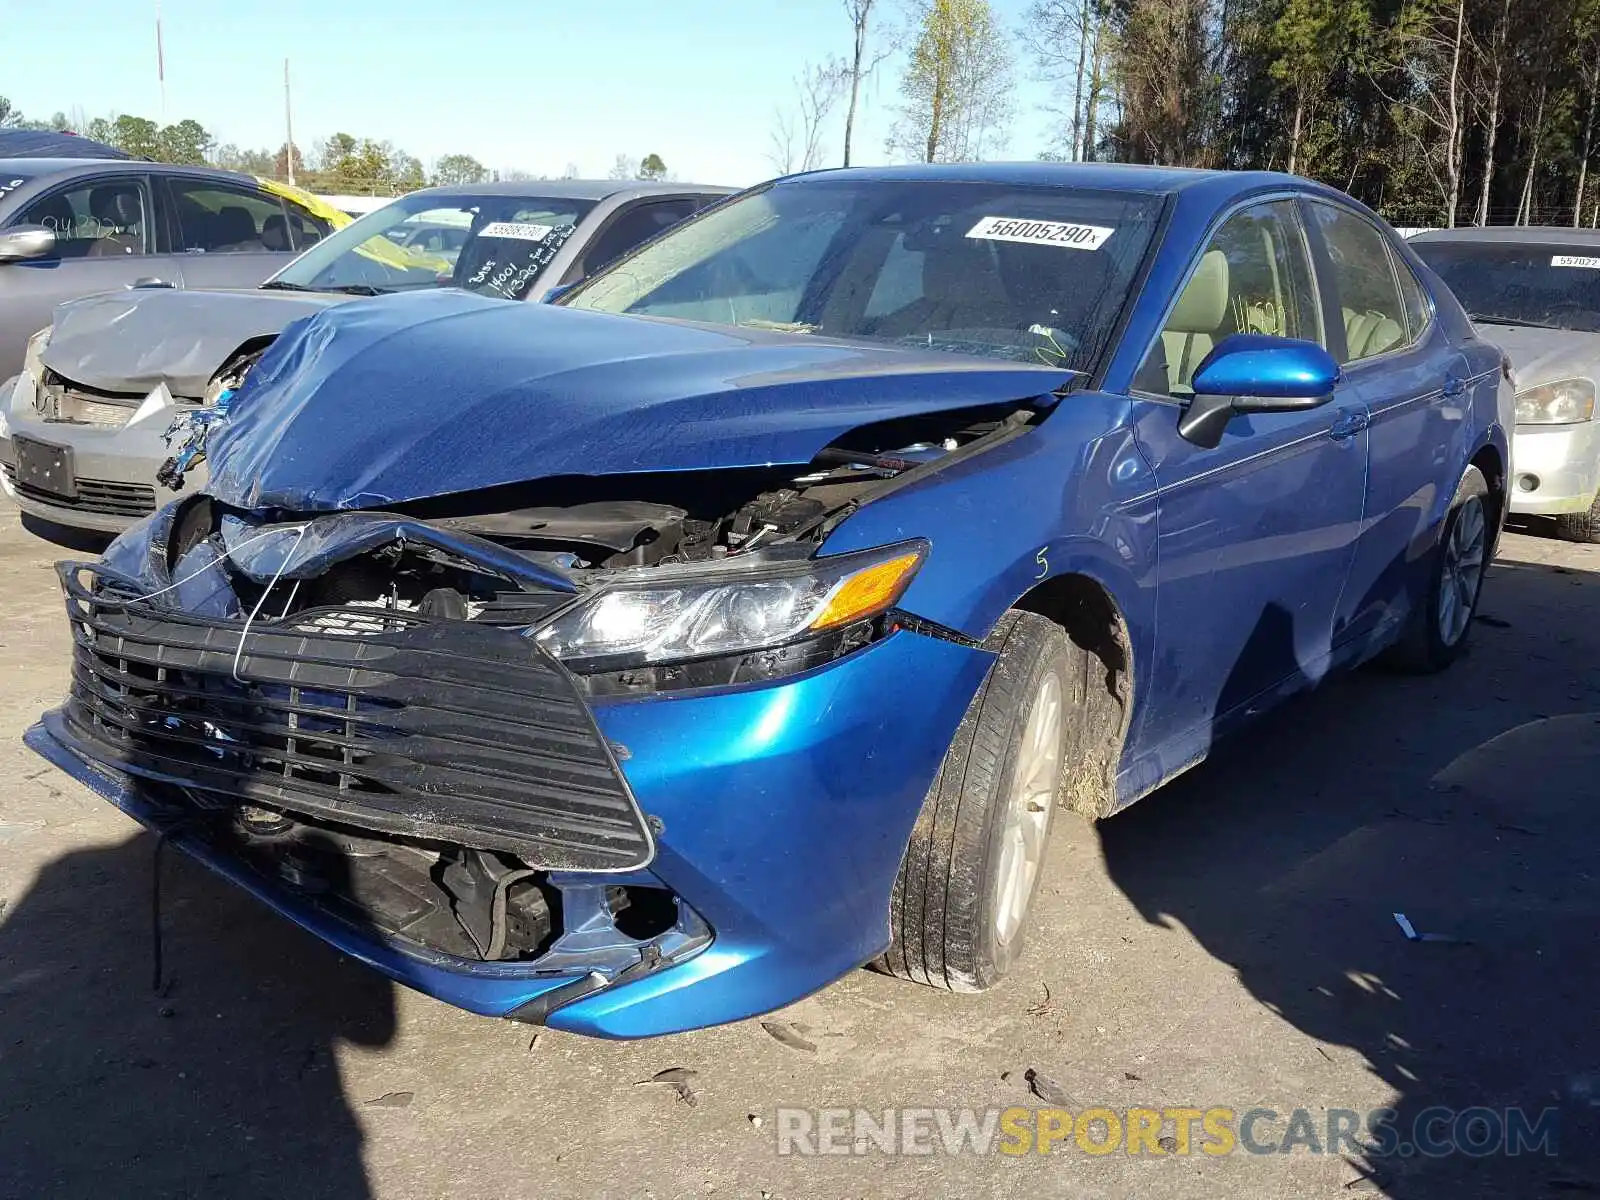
[
  {"left": 1466, "top": 312, "right": 1564, "bottom": 330},
  {"left": 261, "top": 280, "right": 386, "bottom": 296}
]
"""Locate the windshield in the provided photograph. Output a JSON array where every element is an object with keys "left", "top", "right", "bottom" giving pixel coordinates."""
[
  {"left": 0, "top": 174, "right": 36, "bottom": 205},
  {"left": 269, "top": 192, "right": 597, "bottom": 299},
  {"left": 1412, "top": 241, "right": 1600, "bottom": 332},
  {"left": 564, "top": 179, "right": 1163, "bottom": 369}
]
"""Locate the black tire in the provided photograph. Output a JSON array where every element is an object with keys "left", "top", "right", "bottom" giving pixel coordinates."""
[
  {"left": 1385, "top": 464, "right": 1492, "bottom": 673},
  {"left": 876, "top": 611, "right": 1080, "bottom": 993},
  {"left": 1555, "top": 493, "right": 1600, "bottom": 543}
]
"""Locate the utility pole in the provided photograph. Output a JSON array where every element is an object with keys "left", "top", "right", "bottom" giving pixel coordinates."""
[
  {"left": 155, "top": 1, "right": 167, "bottom": 122},
  {"left": 284, "top": 58, "right": 296, "bottom": 185}
]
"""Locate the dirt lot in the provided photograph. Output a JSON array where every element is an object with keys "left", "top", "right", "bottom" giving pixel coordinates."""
[{"left": 1, "top": 498, "right": 1596, "bottom": 1200}]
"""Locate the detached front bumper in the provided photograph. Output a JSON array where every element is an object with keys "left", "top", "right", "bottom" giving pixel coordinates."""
[
  {"left": 28, "top": 620, "right": 991, "bottom": 1038},
  {"left": 0, "top": 371, "right": 203, "bottom": 533},
  {"left": 1508, "top": 421, "right": 1600, "bottom": 515}
]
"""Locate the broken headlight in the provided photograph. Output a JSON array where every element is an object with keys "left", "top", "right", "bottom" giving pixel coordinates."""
[{"left": 534, "top": 541, "right": 926, "bottom": 674}]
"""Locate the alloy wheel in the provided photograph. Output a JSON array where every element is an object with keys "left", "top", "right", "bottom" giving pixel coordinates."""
[
  {"left": 1437, "top": 495, "right": 1486, "bottom": 647},
  {"left": 993, "top": 671, "right": 1063, "bottom": 946}
]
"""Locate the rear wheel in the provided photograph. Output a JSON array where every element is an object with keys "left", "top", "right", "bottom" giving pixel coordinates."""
[
  {"left": 1385, "top": 465, "right": 1491, "bottom": 672},
  {"left": 876, "top": 611, "right": 1080, "bottom": 993},
  {"left": 1555, "top": 491, "right": 1600, "bottom": 543}
]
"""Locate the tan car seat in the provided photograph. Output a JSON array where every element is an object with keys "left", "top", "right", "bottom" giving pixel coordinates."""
[
  {"left": 1162, "top": 249, "right": 1231, "bottom": 393},
  {"left": 1343, "top": 308, "right": 1404, "bottom": 360}
]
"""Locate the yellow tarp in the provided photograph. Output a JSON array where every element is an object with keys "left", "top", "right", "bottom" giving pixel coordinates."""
[{"left": 254, "top": 178, "right": 450, "bottom": 275}]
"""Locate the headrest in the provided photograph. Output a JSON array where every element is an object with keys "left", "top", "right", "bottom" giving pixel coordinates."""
[
  {"left": 90, "top": 187, "right": 141, "bottom": 228},
  {"left": 213, "top": 205, "right": 257, "bottom": 244},
  {"left": 261, "top": 213, "right": 291, "bottom": 252},
  {"left": 1168, "top": 250, "right": 1230, "bottom": 334}
]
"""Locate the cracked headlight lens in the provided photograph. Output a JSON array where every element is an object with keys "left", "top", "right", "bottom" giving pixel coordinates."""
[
  {"left": 535, "top": 542, "right": 926, "bottom": 670},
  {"left": 1515, "top": 378, "right": 1595, "bottom": 425}
]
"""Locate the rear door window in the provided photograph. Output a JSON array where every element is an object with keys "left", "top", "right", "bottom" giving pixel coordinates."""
[
  {"left": 166, "top": 178, "right": 290, "bottom": 253},
  {"left": 1306, "top": 202, "right": 1413, "bottom": 363},
  {"left": 15, "top": 177, "right": 152, "bottom": 258}
]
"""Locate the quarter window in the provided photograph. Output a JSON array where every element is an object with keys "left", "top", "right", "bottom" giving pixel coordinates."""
[
  {"left": 1137, "top": 200, "right": 1322, "bottom": 397},
  {"left": 1391, "top": 249, "right": 1433, "bottom": 342},
  {"left": 1307, "top": 202, "right": 1413, "bottom": 363},
  {"left": 16, "top": 179, "right": 150, "bottom": 258}
]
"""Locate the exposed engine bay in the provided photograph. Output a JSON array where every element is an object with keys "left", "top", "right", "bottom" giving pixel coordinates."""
[{"left": 59, "top": 399, "right": 1043, "bottom": 974}]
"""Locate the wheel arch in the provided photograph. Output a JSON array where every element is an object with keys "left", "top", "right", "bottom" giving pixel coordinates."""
[
  {"left": 1011, "top": 570, "right": 1136, "bottom": 819},
  {"left": 1470, "top": 439, "right": 1507, "bottom": 550}
]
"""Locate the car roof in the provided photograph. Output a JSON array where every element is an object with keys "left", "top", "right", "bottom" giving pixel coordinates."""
[
  {"left": 0, "top": 157, "right": 262, "bottom": 185},
  {"left": 1410, "top": 225, "right": 1600, "bottom": 246},
  {"left": 774, "top": 161, "right": 1306, "bottom": 197},
  {"left": 417, "top": 179, "right": 734, "bottom": 201}
]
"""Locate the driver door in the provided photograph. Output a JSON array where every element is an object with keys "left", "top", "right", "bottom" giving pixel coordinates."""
[{"left": 1129, "top": 199, "right": 1370, "bottom": 765}]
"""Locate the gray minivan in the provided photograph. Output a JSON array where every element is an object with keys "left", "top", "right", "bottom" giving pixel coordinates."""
[{"left": 0, "top": 158, "right": 332, "bottom": 383}]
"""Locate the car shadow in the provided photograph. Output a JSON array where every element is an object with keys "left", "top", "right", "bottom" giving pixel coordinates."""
[
  {"left": 0, "top": 829, "right": 394, "bottom": 1199},
  {"left": 1098, "top": 558, "right": 1600, "bottom": 1196},
  {"left": 18, "top": 512, "right": 115, "bottom": 554}
]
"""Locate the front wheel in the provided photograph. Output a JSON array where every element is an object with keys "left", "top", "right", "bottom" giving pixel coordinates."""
[
  {"left": 1555, "top": 491, "right": 1600, "bottom": 543},
  {"left": 1385, "top": 465, "right": 1492, "bottom": 672},
  {"left": 876, "top": 611, "right": 1077, "bottom": 993}
]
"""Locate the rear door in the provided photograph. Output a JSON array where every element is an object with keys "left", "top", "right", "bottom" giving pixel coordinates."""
[
  {"left": 1, "top": 173, "right": 182, "bottom": 370},
  {"left": 157, "top": 174, "right": 303, "bottom": 290},
  {"left": 1302, "top": 200, "right": 1469, "bottom": 648}
]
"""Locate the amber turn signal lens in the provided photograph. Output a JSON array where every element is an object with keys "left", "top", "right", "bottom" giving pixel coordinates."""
[{"left": 808, "top": 551, "right": 923, "bottom": 631}]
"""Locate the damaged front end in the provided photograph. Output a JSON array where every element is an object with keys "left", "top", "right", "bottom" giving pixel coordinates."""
[{"left": 29, "top": 404, "right": 1027, "bottom": 1031}]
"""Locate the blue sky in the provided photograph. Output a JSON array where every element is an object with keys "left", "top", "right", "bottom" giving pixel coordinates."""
[{"left": 4, "top": 0, "right": 1059, "bottom": 187}]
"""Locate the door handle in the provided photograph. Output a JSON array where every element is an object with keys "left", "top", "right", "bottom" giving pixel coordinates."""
[
  {"left": 1329, "top": 410, "right": 1369, "bottom": 441},
  {"left": 1443, "top": 374, "right": 1467, "bottom": 398}
]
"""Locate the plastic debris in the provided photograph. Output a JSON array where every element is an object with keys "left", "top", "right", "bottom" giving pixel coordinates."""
[{"left": 1393, "top": 912, "right": 1471, "bottom": 944}]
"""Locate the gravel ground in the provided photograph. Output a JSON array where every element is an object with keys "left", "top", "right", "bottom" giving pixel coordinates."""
[{"left": 1, "top": 501, "right": 1596, "bottom": 1200}]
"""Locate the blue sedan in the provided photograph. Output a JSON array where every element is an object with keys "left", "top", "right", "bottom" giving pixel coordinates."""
[{"left": 28, "top": 164, "right": 1512, "bottom": 1037}]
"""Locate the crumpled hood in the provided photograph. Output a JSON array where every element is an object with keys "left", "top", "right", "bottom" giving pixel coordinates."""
[
  {"left": 1475, "top": 322, "right": 1600, "bottom": 390},
  {"left": 42, "top": 287, "right": 347, "bottom": 397},
  {"left": 205, "top": 289, "right": 1070, "bottom": 513}
]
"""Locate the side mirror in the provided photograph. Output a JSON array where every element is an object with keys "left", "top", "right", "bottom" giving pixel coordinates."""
[
  {"left": 1177, "top": 333, "right": 1341, "bottom": 449},
  {"left": 0, "top": 224, "right": 57, "bottom": 263}
]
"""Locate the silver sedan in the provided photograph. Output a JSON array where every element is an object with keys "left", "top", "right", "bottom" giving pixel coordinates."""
[
  {"left": 1, "top": 179, "right": 730, "bottom": 533},
  {"left": 1412, "top": 227, "right": 1600, "bottom": 541}
]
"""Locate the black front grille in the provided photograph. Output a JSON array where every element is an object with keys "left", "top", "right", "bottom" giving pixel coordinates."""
[
  {"left": 56, "top": 563, "right": 652, "bottom": 872},
  {"left": 5, "top": 465, "right": 157, "bottom": 518}
]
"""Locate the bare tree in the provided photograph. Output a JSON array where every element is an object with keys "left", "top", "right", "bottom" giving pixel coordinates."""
[
  {"left": 1574, "top": 4, "right": 1600, "bottom": 225},
  {"left": 1378, "top": 0, "right": 1474, "bottom": 226},
  {"left": 1474, "top": 0, "right": 1513, "bottom": 225},
  {"left": 1021, "top": 0, "right": 1105, "bottom": 161},
  {"left": 768, "top": 61, "right": 847, "bottom": 174},
  {"left": 889, "top": 0, "right": 1014, "bottom": 163},
  {"left": 841, "top": 0, "right": 897, "bottom": 166},
  {"left": 608, "top": 153, "right": 634, "bottom": 181}
]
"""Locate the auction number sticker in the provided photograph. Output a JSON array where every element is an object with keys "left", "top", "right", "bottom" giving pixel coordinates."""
[
  {"left": 966, "top": 216, "right": 1115, "bottom": 250},
  {"left": 478, "top": 221, "right": 554, "bottom": 242},
  {"left": 1552, "top": 254, "right": 1600, "bottom": 269}
]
